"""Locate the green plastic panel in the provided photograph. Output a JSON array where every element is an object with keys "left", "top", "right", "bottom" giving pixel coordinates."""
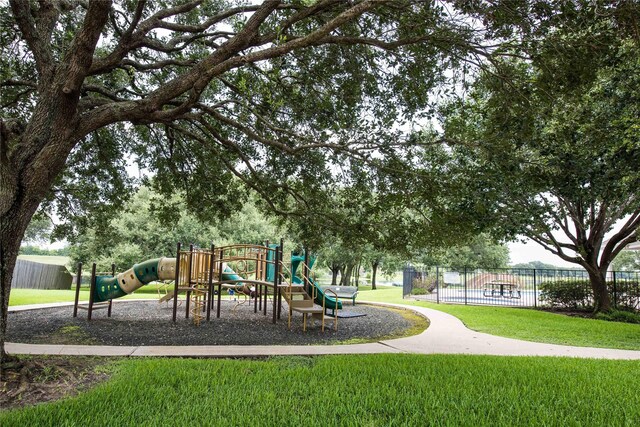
[
  {"left": 265, "top": 244, "right": 278, "bottom": 282},
  {"left": 133, "top": 258, "right": 161, "bottom": 284},
  {"left": 221, "top": 265, "right": 243, "bottom": 282},
  {"left": 94, "top": 275, "right": 127, "bottom": 303}
]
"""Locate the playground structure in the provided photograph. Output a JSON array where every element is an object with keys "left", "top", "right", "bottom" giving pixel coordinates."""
[{"left": 73, "top": 242, "right": 343, "bottom": 331}]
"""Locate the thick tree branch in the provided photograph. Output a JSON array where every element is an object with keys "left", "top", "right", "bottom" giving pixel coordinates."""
[
  {"left": 600, "top": 209, "right": 640, "bottom": 267},
  {"left": 77, "top": 0, "right": 387, "bottom": 138},
  {"left": 9, "top": 0, "right": 54, "bottom": 82},
  {"left": 60, "top": 0, "right": 112, "bottom": 96},
  {"left": 527, "top": 233, "right": 585, "bottom": 266}
]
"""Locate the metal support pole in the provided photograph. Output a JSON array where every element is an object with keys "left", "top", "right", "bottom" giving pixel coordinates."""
[
  {"left": 73, "top": 262, "right": 82, "bottom": 317},
  {"left": 108, "top": 263, "right": 115, "bottom": 317},
  {"left": 217, "top": 249, "right": 223, "bottom": 318},
  {"left": 207, "top": 244, "right": 215, "bottom": 321},
  {"left": 186, "top": 243, "right": 194, "bottom": 318},
  {"left": 260, "top": 247, "right": 268, "bottom": 316},
  {"left": 172, "top": 242, "right": 181, "bottom": 322},
  {"left": 278, "top": 240, "right": 284, "bottom": 320},
  {"left": 304, "top": 248, "right": 310, "bottom": 295},
  {"left": 273, "top": 245, "right": 280, "bottom": 324},
  {"left": 88, "top": 263, "right": 97, "bottom": 320}
]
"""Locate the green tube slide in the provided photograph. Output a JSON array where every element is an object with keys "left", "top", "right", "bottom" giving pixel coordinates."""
[
  {"left": 93, "top": 257, "right": 176, "bottom": 303},
  {"left": 93, "top": 257, "right": 243, "bottom": 303}
]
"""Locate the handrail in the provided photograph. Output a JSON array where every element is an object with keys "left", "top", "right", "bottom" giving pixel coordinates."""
[
  {"left": 278, "top": 262, "right": 295, "bottom": 301},
  {"left": 324, "top": 288, "right": 339, "bottom": 331}
]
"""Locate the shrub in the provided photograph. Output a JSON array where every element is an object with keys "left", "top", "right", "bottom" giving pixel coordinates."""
[
  {"left": 411, "top": 277, "right": 437, "bottom": 295},
  {"left": 429, "top": 278, "right": 440, "bottom": 292},
  {"left": 595, "top": 310, "right": 640, "bottom": 324},
  {"left": 539, "top": 280, "right": 592, "bottom": 310},
  {"left": 540, "top": 279, "right": 640, "bottom": 312},
  {"left": 613, "top": 281, "right": 640, "bottom": 311},
  {"left": 411, "top": 287, "right": 428, "bottom": 295}
]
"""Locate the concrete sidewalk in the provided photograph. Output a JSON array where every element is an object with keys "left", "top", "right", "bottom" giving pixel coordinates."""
[{"left": 7, "top": 301, "right": 640, "bottom": 359}]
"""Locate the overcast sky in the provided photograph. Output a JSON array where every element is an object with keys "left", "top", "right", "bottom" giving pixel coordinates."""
[{"left": 507, "top": 239, "right": 575, "bottom": 268}]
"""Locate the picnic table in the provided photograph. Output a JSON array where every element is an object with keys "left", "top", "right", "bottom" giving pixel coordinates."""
[{"left": 482, "top": 281, "right": 521, "bottom": 299}]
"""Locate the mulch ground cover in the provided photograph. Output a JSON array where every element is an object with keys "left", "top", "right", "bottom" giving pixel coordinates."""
[{"left": 7, "top": 300, "right": 415, "bottom": 346}]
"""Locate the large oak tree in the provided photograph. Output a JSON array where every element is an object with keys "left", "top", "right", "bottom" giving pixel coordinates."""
[
  {"left": 0, "top": 0, "right": 490, "bottom": 364},
  {"left": 430, "top": 2, "right": 640, "bottom": 312}
]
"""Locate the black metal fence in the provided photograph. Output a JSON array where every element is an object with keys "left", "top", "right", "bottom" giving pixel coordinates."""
[{"left": 403, "top": 265, "right": 640, "bottom": 312}]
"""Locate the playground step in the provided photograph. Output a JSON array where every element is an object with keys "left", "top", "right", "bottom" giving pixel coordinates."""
[
  {"left": 291, "top": 306, "right": 324, "bottom": 314},
  {"left": 288, "top": 299, "right": 315, "bottom": 308},
  {"left": 282, "top": 289, "right": 311, "bottom": 296},
  {"left": 280, "top": 287, "right": 313, "bottom": 299},
  {"left": 281, "top": 293, "right": 313, "bottom": 303}
]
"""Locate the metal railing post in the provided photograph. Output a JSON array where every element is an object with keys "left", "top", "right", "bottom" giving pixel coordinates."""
[
  {"left": 436, "top": 266, "right": 440, "bottom": 304},
  {"left": 464, "top": 267, "right": 468, "bottom": 305},
  {"left": 533, "top": 268, "right": 537, "bottom": 308},
  {"left": 613, "top": 270, "right": 617, "bottom": 309}
]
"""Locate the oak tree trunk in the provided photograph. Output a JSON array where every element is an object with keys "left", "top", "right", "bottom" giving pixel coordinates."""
[
  {"left": 341, "top": 264, "right": 354, "bottom": 287},
  {"left": 371, "top": 261, "right": 379, "bottom": 290},
  {"left": 330, "top": 264, "right": 340, "bottom": 287},
  {"left": 588, "top": 270, "right": 612, "bottom": 313},
  {"left": 1, "top": 207, "right": 38, "bottom": 366}
]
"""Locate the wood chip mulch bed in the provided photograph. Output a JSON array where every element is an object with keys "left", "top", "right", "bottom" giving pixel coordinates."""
[{"left": 7, "top": 300, "right": 417, "bottom": 346}]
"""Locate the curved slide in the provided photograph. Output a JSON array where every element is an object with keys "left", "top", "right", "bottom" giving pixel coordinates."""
[
  {"left": 93, "top": 258, "right": 243, "bottom": 303},
  {"left": 291, "top": 276, "right": 342, "bottom": 311},
  {"left": 291, "top": 254, "right": 342, "bottom": 311}
]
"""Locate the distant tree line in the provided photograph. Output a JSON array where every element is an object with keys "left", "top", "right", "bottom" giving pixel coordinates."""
[{"left": 19, "top": 246, "right": 69, "bottom": 257}]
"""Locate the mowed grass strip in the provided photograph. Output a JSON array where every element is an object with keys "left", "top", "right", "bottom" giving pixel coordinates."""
[
  {"left": 359, "top": 287, "right": 640, "bottom": 350},
  {"left": 9, "top": 284, "right": 166, "bottom": 306},
  {"left": 423, "top": 303, "right": 640, "bottom": 350},
  {"left": 1, "top": 355, "right": 639, "bottom": 426}
]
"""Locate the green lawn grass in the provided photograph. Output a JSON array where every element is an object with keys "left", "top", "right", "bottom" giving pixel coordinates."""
[
  {"left": 8, "top": 286, "right": 161, "bottom": 306},
  {"left": 9, "top": 283, "right": 245, "bottom": 306},
  {"left": 358, "top": 286, "right": 640, "bottom": 350},
  {"left": 1, "top": 355, "right": 639, "bottom": 426},
  {"left": 17, "top": 255, "right": 70, "bottom": 266},
  {"left": 421, "top": 303, "right": 640, "bottom": 350}
]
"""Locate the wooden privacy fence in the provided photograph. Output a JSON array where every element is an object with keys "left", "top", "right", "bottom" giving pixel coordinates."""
[{"left": 11, "top": 259, "right": 73, "bottom": 290}]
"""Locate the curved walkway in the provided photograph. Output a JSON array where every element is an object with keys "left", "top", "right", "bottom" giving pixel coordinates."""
[{"left": 7, "top": 301, "right": 640, "bottom": 359}]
